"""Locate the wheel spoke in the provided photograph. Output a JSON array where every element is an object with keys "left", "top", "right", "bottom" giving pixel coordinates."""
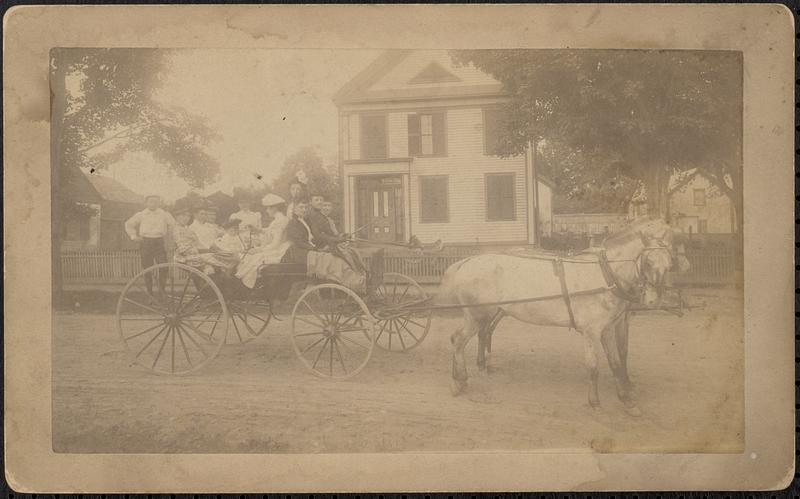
[
  {"left": 339, "top": 333, "right": 370, "bottom": 350},
  {"left": 336, "top": 326, "right": 369, "bottom": 334},
  {"left": 397, "top": 317, "right": 420, "bottom": 343},
  {"left": 178, "top": 323, "right": 208, "bottom": 358},
  {"left": 170, "top": 324, "right": 176, "bottom": 373},
  {"left": 124, "top": 297, "right": 167, "bottom": 317},
  {"left": 300, "top": 300, "right": 326, "bottom": 327},
  {"left": 397, "top": 284, "right": 411, "bottom": 304},
  {"left": 295, "top": 330, "right": 327, "bottom": 338},
  {"left": 121, "top": 317, "right": 167, "bottom": 322},
  {"left": 295, "top": 315, "right": 326, "bottom": 330},
  {"left": 404, "top": 317, "right": 428, "bottom": 329},
  {"left": 180, "top": 318, "right": 216, "bottom": 344},
  {"left": 375, "top": 319, "right": 388, "bottom": 343},
  {"left": 230, "top": 314, "right": 244, "bottom": 343},
  {"left": 329, "top": 335, "right": 334, "bottom": 376},
  {"left": 332, "top": 338, "right": 348, "bottom": 374},
  {"left": 123, "top": 321, "right": 165, "bottom": 341},
  {"left": 182, "top": 299, "right": 222, "bottom": 317},
  {"left": 134, "top": 324, "right": 168, "bottom": 359},
  {"left": 175, "top": 326, "right": 193, "bottom": 368},
  {"left": 152, "top": 326, "right": 172, "bottom": 369},
  {"left": 394, "top": 320, "right": 407, "bottom": 349},
  {"left": 176, "top": 275, "right": 192, "bottom": 311},
  {"left": 301, "top": 335, "right": 327, "bottom": 354},
  {"left": 312, "top": 338, "right": 330, "bottom": 369}
]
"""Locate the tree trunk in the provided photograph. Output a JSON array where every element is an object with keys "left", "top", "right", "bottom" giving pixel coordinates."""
[
  {"left": 643, "top": 166, "right": 669, "bottom": 219},
  {"left": 51, "top": 54, "right": 67, "bottom": 309}
]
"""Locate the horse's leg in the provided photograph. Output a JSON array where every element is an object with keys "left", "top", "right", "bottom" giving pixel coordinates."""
[
  {"left": 582, "top": 332, "right": 601, "bottom": 409},
  {"left": 451, "top": 311, "right": 480, "bottom": 396},
  {"left": 601, "top": 324, "right": 641, "bottom": 416},
  {"left": 476, "top": 310, "right": 499, "bottom": 372},
  {"left": 615, "top": 312, "right": 634, "bottom": 393},
  {"left": 476, "top": 325, "right": 487, "bottom": 372}
]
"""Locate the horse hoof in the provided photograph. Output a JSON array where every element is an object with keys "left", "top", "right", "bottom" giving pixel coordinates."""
[
  {"left": 450, "top": 379, "right": 467, "bottom": 396},
  {"left": 589, "top": 400, "right": 601, "bottom": 410}
]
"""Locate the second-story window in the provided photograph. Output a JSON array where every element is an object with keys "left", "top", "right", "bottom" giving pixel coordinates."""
[
  {"left": 360, "top": 114, "right": 387, "bottom": 159},
  {"left": 408, "top": 112, "right": 446, "bottom": 157},
  {"left": 693, "top": 188, "right": 706, "bottom": 206}
]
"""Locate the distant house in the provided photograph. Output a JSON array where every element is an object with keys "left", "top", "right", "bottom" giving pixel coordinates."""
[
  {"left": 62, "top": 169, "right": 144, "bottom": 250},
  {"left": 333, "top": 50, "right": 552, "bottom": 247},
  {"left": 629, "top": 170, "right": 736, "bottom": 234}
]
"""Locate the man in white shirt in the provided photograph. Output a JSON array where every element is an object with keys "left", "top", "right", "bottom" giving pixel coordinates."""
[
  {"left": 190, "top": 207, "right": 223, "bottom": 250},
  {"left": 124, "top": 195, "right": 176, "bottom": 296}
]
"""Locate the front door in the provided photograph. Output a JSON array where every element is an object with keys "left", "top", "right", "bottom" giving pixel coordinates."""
[{"left": 356, "top": 176, "right": 404, "bottom": 243}]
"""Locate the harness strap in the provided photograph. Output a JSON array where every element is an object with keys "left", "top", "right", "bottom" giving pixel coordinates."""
[
  {"left": 598, "top": 250, "right": 641, "bottom": 303},
  {"left": 552, "top": 258, "right": 577, "bottom": 329}
]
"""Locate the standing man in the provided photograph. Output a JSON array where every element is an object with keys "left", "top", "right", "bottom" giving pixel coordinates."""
[{"left": 125, "top": 195, "right": 175, "bottom": 296}]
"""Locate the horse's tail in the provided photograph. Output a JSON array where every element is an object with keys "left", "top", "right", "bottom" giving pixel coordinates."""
[{"left": 435, "top": 256, "right": 474, "bottom": 305}]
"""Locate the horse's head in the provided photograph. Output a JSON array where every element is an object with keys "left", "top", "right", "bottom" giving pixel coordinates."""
[{"left": 636, "top": 218, "right": 690, "bottom": 306}]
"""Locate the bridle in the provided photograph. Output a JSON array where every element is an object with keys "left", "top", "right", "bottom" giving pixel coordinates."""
[{"left": 599, "top": 233, "right": 677, "bottom": 304}]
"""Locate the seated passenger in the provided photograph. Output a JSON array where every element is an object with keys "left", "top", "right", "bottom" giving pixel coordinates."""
[
  {"left": 284, "top": 200, "right": 366, "bottom": 292},
  {"left": 172, "top": 203, "right": 229, "bottom": 275},
  {"left": 235, "top": 194, "right": 292, "bottom": 288},
  {"left": 211, "top": 219, "right": 247, "bottom": 274},
  {"left": 307, "top": 194, "right": 366, "bottom": 274},
  {"left": 229, "top": 194, "right": 262, "bottom": 248}
]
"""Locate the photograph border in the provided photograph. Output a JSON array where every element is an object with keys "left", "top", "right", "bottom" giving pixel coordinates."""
[{"left": 3, "top": 3, "right": 794, "bottom": 492}]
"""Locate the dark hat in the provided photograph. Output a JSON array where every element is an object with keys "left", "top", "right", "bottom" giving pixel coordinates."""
[{"left": 172, "top": 200, "right": 192, "bottom": 216}]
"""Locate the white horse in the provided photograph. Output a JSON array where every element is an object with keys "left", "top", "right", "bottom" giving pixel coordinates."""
[{"left": 438, "top": 217, "right": 689, "bottom": 415}]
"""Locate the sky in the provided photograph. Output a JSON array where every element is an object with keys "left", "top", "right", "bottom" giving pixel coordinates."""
[{"left": 101, "top": 49, "right": 381, "bottom": 201}]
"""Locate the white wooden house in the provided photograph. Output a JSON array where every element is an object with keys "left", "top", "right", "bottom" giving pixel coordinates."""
[
  {"left": 628, "top": 170, "right": 736, "bottom": 234},
  {"left": 333, "top": 50, "right": 551, "bottom": 247}
]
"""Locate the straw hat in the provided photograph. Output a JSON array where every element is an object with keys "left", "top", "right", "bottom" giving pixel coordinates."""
[{"left": 262, "top": 193, "right": 286, "bottom": 207}]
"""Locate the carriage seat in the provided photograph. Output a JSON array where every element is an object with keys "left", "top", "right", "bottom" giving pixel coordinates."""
[{"left": 259, "top": 262, "right": 307, "bottom": 276}]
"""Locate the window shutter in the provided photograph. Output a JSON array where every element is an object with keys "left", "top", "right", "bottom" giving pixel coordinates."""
[
  {"left": 408, "top": 114, "right": 421, "bottom": 157},
  {"left": 420, "top": 176, "right": 448, "bottom": 223},
  {"left": 486, "top": 174, "right": 515, "bottom": 221},
  {"left": 432, "top": 113, "right": 446, "bottom": 156}
]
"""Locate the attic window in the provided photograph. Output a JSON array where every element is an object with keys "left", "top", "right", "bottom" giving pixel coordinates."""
[{"left": 408, "top": 62, "right": 461, "bottom": 85}]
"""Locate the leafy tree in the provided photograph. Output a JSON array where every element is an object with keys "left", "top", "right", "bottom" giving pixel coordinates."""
[
  {"left": 51, "top": 48, "right": 220, "bottom": 303},
  {"left": 451, "top": 49, "right": 742, "bottom": 227},
  {"left": 270, "top": 147, "right": 342, "bottom": 224}
]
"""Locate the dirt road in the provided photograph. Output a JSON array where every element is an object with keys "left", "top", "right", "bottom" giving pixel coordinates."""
[{"left": 53, "top": 288, "right": 743, "bottom": 453}]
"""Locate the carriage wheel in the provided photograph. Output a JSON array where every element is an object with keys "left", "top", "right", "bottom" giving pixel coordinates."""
[
  {"left": 373, "top": 273, "right": 432, "bottom": 352},
  {"left": 116, "top": 263, "right": 229, "bottom": 375},
  {"left": 226, "top": 300, "right": 272, "bottom": 344},
  {"left": 290, "top": 283, "right": 375, "bottom": 380}
]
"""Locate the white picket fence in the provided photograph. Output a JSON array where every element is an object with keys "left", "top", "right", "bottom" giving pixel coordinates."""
[{"left": 61, "top": 245, "right": 736, "bottom": 287}]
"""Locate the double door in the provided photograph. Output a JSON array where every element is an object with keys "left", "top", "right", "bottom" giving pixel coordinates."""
[{"left": 356, "top": 176, "right": 404, "bottom": 243}]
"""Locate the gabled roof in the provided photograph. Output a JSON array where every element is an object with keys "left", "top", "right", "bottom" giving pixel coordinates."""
[
  {"left": 332, "top": 50, "right": 411, "bottom": 105},
  {"left": 86, "top": 174, "right": 144, "bottom": 205},
  {"left": 408, "top": 62, "right": 461, "bottom": 85},
  {"left": 333, "top": 50, "right": 506, "bottom": 106},
  {"left": 65, "top": 168, "right": 103, "bottom": 204}
]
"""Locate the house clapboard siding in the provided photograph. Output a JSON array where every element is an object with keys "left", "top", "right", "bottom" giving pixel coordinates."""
[{"left": 335, "top": 50, "right": 549, "bottom": 246}]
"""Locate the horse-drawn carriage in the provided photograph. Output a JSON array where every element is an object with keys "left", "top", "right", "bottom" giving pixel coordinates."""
[{"left": 115, "top": 246, "right": 433, "bottom": 379}]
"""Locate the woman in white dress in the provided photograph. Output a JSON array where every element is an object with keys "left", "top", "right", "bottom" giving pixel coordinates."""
[
  {"left": 235, "top": 194, "right": 292, "bottom": 288},
  {"left": 229, "top": 195, "right": 263, "bottom": 249}
]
